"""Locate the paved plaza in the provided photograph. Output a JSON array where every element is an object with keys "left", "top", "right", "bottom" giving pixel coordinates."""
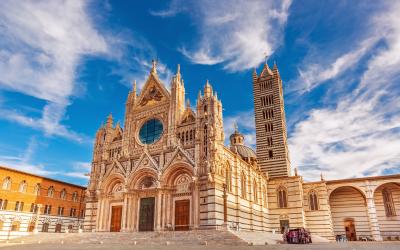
[{"left": 1, "top": 242, "right": 400, "bottom": 250}]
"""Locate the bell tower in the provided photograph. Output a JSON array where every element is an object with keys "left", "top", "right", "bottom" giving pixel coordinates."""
[{"left": 253, "top": 62, "right": 291, "bottom": 177}]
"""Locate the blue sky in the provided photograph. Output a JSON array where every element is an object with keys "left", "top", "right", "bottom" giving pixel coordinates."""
[{"left": 0, "top": 0, "right": 399, "bottom": 185}]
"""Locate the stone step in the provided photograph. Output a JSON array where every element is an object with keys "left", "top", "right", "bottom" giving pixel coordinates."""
[{"left": 3, "top": 231, "right": 247, "bottom": 246}]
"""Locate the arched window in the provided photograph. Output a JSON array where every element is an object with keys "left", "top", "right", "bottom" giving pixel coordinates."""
[
  {"left": 277, "top": 187, "right": 288, "bottom": 208},
  {"left": 60, "top": 189, "right": 67, "bottom": 200},
  {"left": 2, "top": 177, "right": 11, "bottom": 190},
  {"left": 253, "top": 180, "right": 258, "bottom": 203},
  {"left": 34, "top": 183, "right": 41, "bottom": 195},
  {"left": 241, "top": 172, "right": 247, "bottom": 199},
  {"left": 72, "top": 191, "right": 78, "bottom": 202},
  {"left": 47, "top": 186, "right": 55, "bottom": 198},
  {"left": 309, "top": 190, "right": 319, "bottom": 211},
  {"left": 0, "top": 199, "right": 7, "bottom": 210},
  {"left": 19, "top": 180, "right": 27, "bottom": 193},
  {"left": 382, "top": 188, "right": 396, "bottom": 216},
  {"left": 225, "top": 165, "right": 232, "bottom": 192}
]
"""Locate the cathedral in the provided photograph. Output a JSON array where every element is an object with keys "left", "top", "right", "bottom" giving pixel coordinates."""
[{"left": 84, "top": 60, "right": 400, "bottom": 241}]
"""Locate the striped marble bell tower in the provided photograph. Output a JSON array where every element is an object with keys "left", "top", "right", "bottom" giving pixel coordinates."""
[{"left": 252, "top": 62, "right": 291, "bottom": 178}]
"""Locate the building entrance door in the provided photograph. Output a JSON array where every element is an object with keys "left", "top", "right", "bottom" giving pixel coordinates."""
[
  {"left": 280, "top": 220, "right": 289, "bottom": 233},
  {"left": 344, "top": 219, "right": 357, "bottom": 241},
  {"left": 175, "top": 200, "right": 190, "bottom": 231},
  {"left": 110, "top": 205, "right": 122, "bottom": 232},
  {"left": 139, "top": 197, "right": 155, "bottom": 231},
  {"left": 55, "top": 223, "right": 62, "bottom": 233}
]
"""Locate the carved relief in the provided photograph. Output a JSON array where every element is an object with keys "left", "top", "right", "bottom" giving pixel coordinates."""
[
  {"left": 140, "top": 86, "right": 164, "bottom": 106},
  {"left": 111, "top": 183, "right": 124, "bottom": 194},
  {"left": 140, "top": 176, "right": 156, "bottom": 189},
  {"left": 175, "top": 174, "right": 191, "bottom": 193}
]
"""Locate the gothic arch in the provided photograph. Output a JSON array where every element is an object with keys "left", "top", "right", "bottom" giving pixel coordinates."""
[
  {"left": 162, "top": 162, "right": 194, "bottom": 187},
  {"left": 224, "top": 161, "right": 232, "bottom": 192},
  {"left": 128, "top": 168, "right": 158, "bottom": 190},
  {"left": 100, "top": 173, "right": 125, "bottom": 194}
]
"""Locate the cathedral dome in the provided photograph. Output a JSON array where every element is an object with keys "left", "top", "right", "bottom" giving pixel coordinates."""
[
  {"left": 233, "top": 144, "right": 257, "bottom": 160},
  {"left": 229, "top": 124, "right": 257, "bottom": 162}
]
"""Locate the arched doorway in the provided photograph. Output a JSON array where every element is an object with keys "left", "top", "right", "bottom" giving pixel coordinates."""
[
  {"left": 374, "top": 182, "right": 400, "bottom": 240},
  {"left": 344, "top": 218, "right": 356, "bottom": 241},
  {"left": 329, "top": 186, "right": 370, "bottom": 241},
  {"left": 55, "top": 223, "right": 62, "bottom": 233},
  {"left": 42, "top": 223, "right": 49, "bottom": 232}
]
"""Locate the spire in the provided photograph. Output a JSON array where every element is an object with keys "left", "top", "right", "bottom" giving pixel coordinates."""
[
  {"left": 272, "top": 60, "right": 280, "bottom": 76},
  {"left": 252, "top": 67, "right": 258, "bottom": 82},
  {"left": 294, "top": 167, "right": 298, "bottom": 176},
  {"left": 261, "top": 62, "right": 273, "bottom": 76},
  {"left": 197, "top": 90, "right": 202, "bottom": 100},
  {"left": 133, "top": 80, "right": 137, "bottom": 95},
  {"left": 151, "top": 59, "right": 157, "bottom": 74},
  {"left": 204, "top": 80, "right": 212, "bottom": 97},
  {"left": 214, "top": 91, "right": 218, "bottom": 99},
  {"left": 175, "top": 64, "right": 181, "bottom": 82},
  {"left": 106, "top": 113, "right": 113, "bottom": 129},
  {"left": 186, "top": 99, "right": 190, "bottom": 108},
  {"left": 320, "top": 172, "right": 325, "bottom": 181}
]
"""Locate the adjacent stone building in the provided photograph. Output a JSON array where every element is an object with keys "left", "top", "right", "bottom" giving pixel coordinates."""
[
  {"left": 0, "top": 166, "right": 85, "bottom": 240},
  {"left": 85, "top": 61, "right": 400, "bottom": 241}
]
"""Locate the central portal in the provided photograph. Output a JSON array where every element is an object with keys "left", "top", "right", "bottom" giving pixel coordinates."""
[
  {"left": 175, "top": 199, "right": 190, "bottom": 231},
  {"left": 139, "top": 197, "right": 155, "bottom": 231}
]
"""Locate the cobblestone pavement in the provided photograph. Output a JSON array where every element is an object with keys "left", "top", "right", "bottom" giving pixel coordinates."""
[{"left": 1, "top": 242, "right": 400, "bottom": 250}]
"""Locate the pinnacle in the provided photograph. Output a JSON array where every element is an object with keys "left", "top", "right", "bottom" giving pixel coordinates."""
[{"left": 151, "top": 59, "right": 157, "bottom": 74}]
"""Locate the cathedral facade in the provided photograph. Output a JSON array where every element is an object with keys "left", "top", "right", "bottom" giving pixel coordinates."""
[{"left": 84, "top": 61, "right": 400, "bottom": 241}]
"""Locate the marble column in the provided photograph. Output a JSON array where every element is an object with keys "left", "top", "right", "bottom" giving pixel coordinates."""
[
  {"left": 365, "top": 184, "right": 382, "bottom": 241},
  {"left": 156, "top": 191, "right": 162, "bottom": 231},
  {"left": 96, "top": 198, "right": 103, "bottom": 231},
  {"left": 192, "top": 182, "right": 200, "bottom": 229},
  {"left": 121, "top": 193, "right": 128, "bottom": 231}
]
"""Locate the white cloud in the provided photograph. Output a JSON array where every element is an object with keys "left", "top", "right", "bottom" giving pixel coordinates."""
[
  {"left": 153, "top": 0, "right": 292, "bottom": 71},
  {"left": 289, "top": 1, "right": 400, "bottom": 180},
  {"left": 0, "top": 138, "right": 90, "bottom": 182},
  {"left": 149, "top": 1, "right": 187, "bottom": 17},
  {"left": 292, "top": 38, "right": 376, "bottom": 93},
  {"left": 0, "top": 0, "right": 107, "bottom": 142}
]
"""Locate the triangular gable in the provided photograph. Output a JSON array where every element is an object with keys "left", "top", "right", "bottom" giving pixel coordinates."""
[
  {"left": 164, "top": 145, "right": 195, "bottom": 170},
  {"left": 180, "top": 108, "right": 196, "bottom": 124},
  {"left": 136, "top": 72, "right": 170, "bottom": 108},
  {"left": 113, "top": 159, "right": 127, "bottom": 175},
  {"left": 260, "top": 64, "right": 273, "bottom": 78},
  {"left": 134, "top": 150, "right": 159, "bottom": 172}
]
